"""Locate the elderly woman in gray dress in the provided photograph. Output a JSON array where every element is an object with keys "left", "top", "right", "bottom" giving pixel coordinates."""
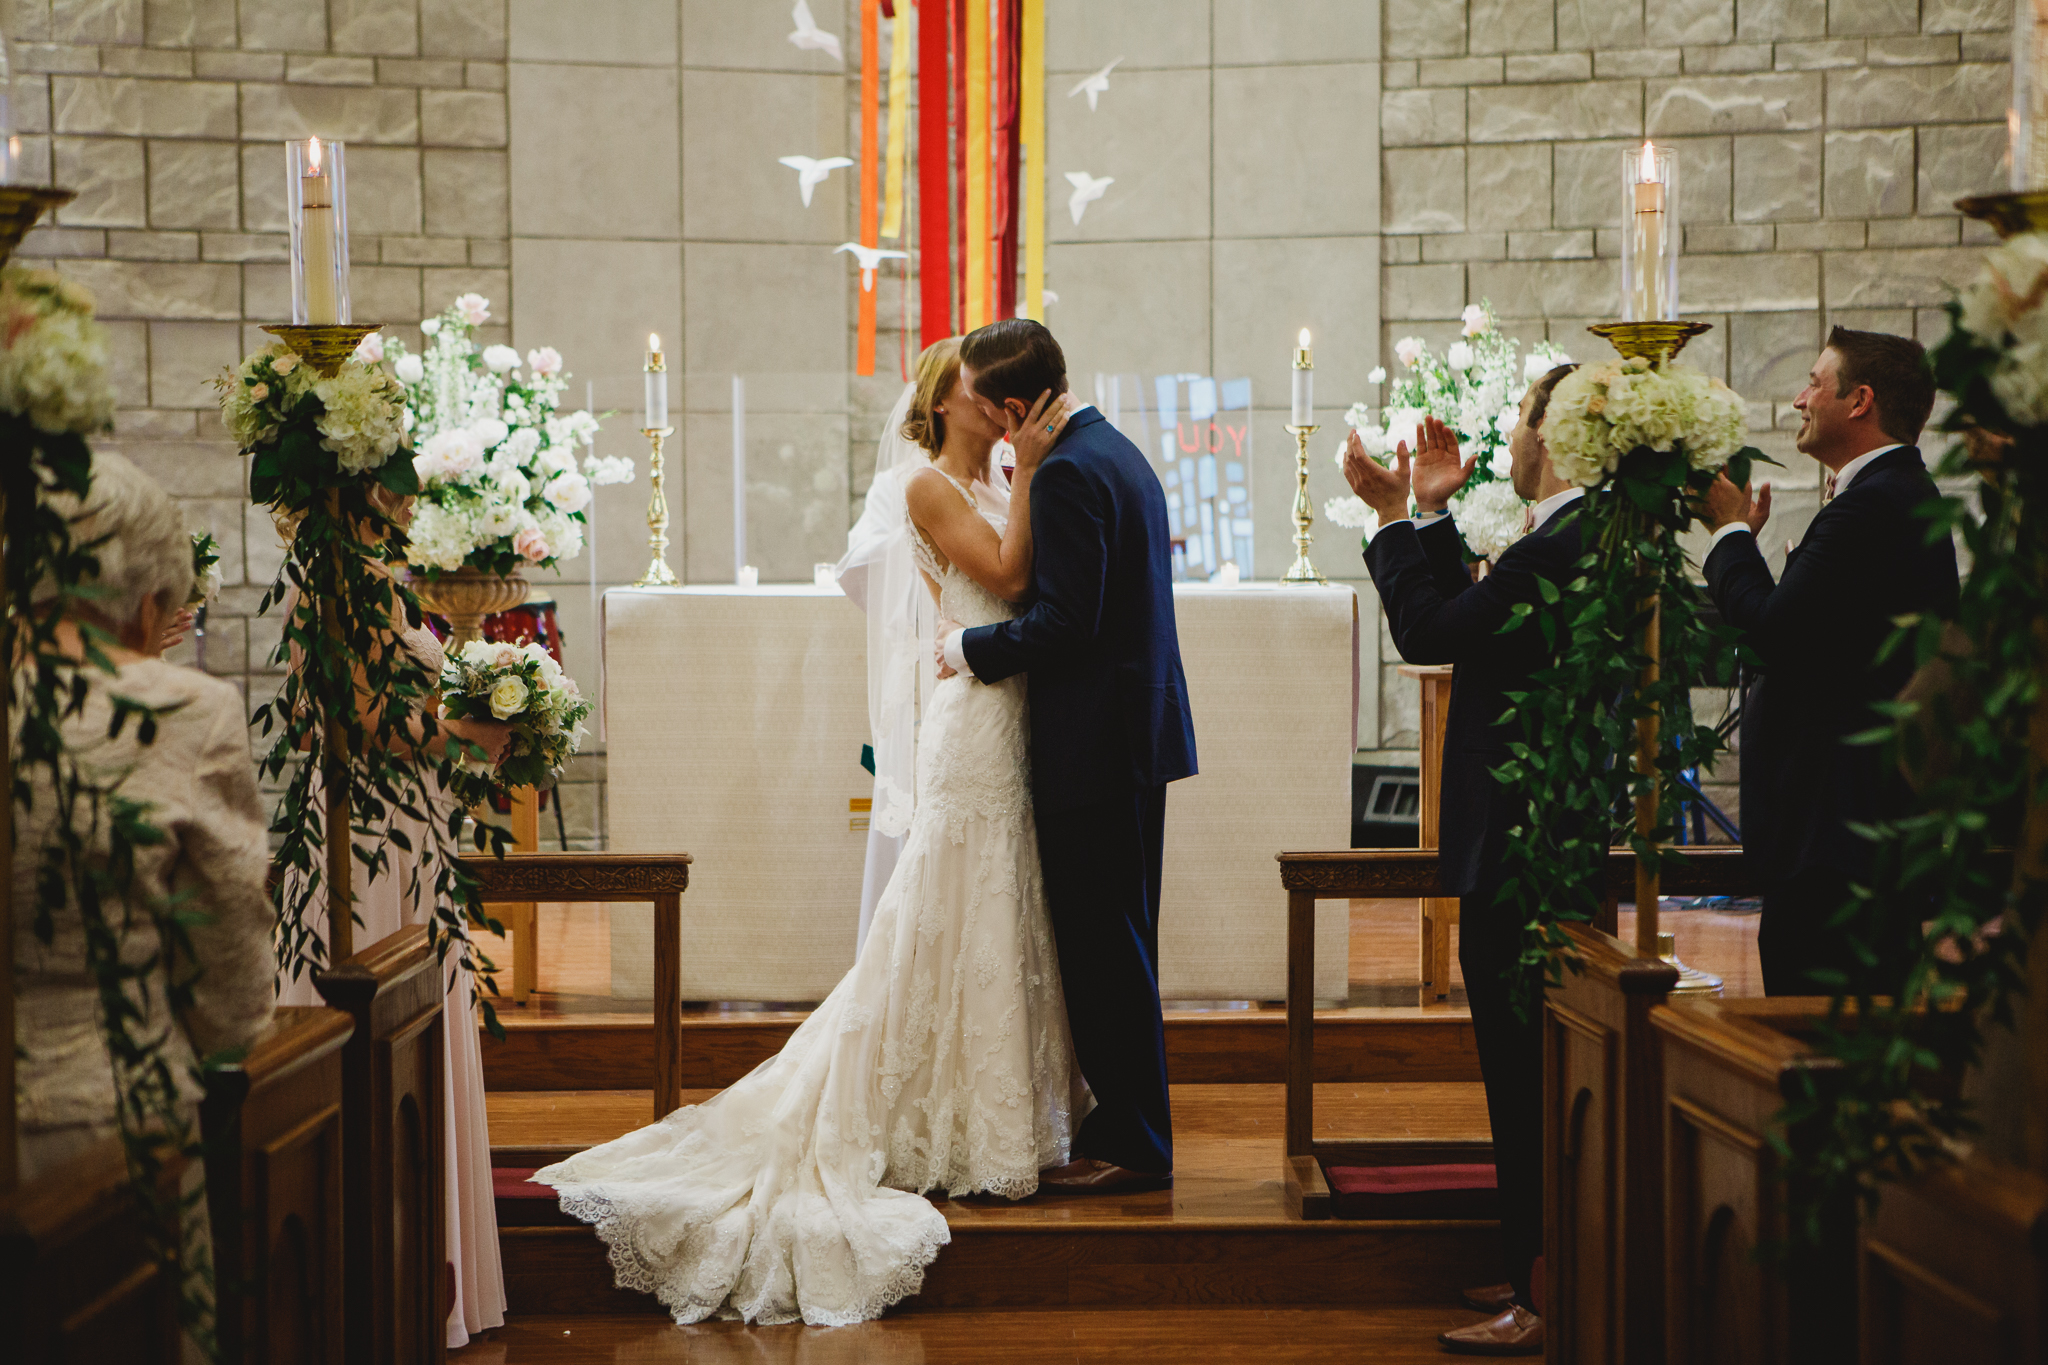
[{"left": 12, "top": 451, "right": 275, "bottom": 1180}]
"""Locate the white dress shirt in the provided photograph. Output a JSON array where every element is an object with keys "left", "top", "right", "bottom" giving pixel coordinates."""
[
  {"left": 1526, "top": 485, "right": 1584, "bottom": 534},
  {"left": 941, "top": 401, "right": 1095, "bottom": 679},
  {"left": 1708, "top": 443, "right": 1902, "bottom": 553}
]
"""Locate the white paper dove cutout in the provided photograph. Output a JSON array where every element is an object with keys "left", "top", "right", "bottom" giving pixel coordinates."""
[
  {"left": 780, "top": 155, "right": 854, "bottom": 207},
  {"left": 788, "top": 0, "right": 843, "bottom": 62},
  {"left": 836, "top": 241, "right": 909, "bottom": 291},
  {"left": 1068, "top": 57, "right": 1124, "bottom": 111},
  {"left": 1042, "top": 289, "right": 1059, "bottom": 305},
  {"left": 1065, "top": 171, "right": 1113, "bottom": 225}
]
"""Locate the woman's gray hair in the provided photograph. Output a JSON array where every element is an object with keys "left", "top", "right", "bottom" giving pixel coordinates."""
[{"left": 40, "top": 452, "right": 194, "bottom": 627}]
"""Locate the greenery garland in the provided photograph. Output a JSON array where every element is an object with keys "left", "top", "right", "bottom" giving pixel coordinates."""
[
  {"left": 1491, "top": 354, "right": 1769, "bottom": 1011},
  {"left": 218, "top": 343, "right": 509, "bottom": 1034},
  {"left": 3, "top": 266, "right": 220, "bottom": 1351},
  {"left": 1775, "top": 240, "right": 2048, "bottom": 1243}
]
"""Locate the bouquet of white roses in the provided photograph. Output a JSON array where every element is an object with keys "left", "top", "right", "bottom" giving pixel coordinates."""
[
  {"left": 187, "top": 530, "right": 223, "bottom": 606},
  {"left": 381, "top": 294, "right": 615, "bottom": 577},
  {"left": 0, "top": 266, "right": 115, "bottom": 435},
  {"left": 439, "top": 639, "right": 591, "bottom": 796},
  {"left": 1325, "top": 302, "right": 1570, "bottom": 557},
  {"left": 1539, "top": 355, "right": 1748, "bottom": 487}
]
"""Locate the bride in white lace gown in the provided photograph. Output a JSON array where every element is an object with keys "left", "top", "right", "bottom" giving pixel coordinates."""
[{"left": 535, "top": 339, "right": 1089, "bottom": 1326}]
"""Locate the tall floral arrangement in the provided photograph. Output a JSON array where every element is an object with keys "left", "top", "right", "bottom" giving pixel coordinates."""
[
  {"left": 380, "top": 294, "right": 604, "bottom": 576},
  {"left": 1491, "top": 352, "right": 1765, "bottom": 1008},
  {"left": 4, "top": 265, "right": 216, "bottom": 1348},
  {"left": 217, "top": 333, "right": 508, "bottom": 1031},
  {"left": 1768, "top": 228, "right": 2048, "bottom": 1243},
  {"left": 1326, "top": 302, "right": 1572, "bottom": 561}
]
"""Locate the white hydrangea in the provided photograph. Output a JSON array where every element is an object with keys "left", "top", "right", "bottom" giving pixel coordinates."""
[
  {"left": 584, "top": 453, "right": 635, "bottom": 485},
  {"left": 1324, "top": 495, "right": 1375, "bottom": 530},
  {"left": 1540, "top": 357, "right": 1747, "bottom": 487},
  {"left": 312, "top": 364, "right": 407, "bottom": 476},
  {"left": 415, "top": 426, "right": 486, "bottom": 486},
  {"left": 0, "top": 268, "right": 115, "bottom": 435},
  {"left": 407, "top": 500, "right": 478, "bottom": 570},
  {"left": 501, "top": 426, "right": 541, "bottom": 464},
  {"left": 1451, "top": 479, "right": 1529, "bottom": 560}
]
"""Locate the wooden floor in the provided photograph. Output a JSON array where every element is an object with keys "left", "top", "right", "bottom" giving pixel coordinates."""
[{"left": 452, "top": 1305, "right": 1492, "bottom": 1363}]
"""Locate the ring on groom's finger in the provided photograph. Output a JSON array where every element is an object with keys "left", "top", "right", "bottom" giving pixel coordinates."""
[{"left": 1045, "top": 422, "right": 1056, "bottom": 432}]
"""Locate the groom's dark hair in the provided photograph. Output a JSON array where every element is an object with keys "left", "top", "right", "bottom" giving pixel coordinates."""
[{"left": 961, "top": 318, "right": 1069, "bottom": 408}]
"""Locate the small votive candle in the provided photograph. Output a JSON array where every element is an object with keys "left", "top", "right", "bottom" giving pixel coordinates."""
[
  {"left": 738, "top": 564, "right": 759, "bottom": 588},
  {"left": 1212, "top": 562, "right": 1241, "bottom": 586},
  {"left": 1291, "top": 329, "right": 1313, "bottom": 426},
  {"left": 644, "top": 333, "right": 669, "bottom": 430},
  {"left": 814, "top": 563, "right": 838, "bottom": 589}
]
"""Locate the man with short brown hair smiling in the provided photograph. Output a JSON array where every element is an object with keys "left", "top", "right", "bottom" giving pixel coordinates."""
[{"left": 1700, "top": 326, "right": 1959, "bottom": 995}]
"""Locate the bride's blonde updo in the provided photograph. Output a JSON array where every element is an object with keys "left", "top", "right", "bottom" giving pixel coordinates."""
[{"left": 900, "top": 337, "right": 963, "bottom": 455}]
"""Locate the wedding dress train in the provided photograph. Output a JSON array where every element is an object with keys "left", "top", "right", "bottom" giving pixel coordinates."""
[{"left": 536, "top": 475, "right": 1091, "bottom": 1326}]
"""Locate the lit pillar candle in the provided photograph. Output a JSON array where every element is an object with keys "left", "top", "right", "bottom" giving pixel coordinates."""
[
  {"left": 1625, "top": 141, "right": 1674, "bottom": 322},
  {"left": 1291, "top": 328, "right": 1313, "bottom": 426},
  {"left": 300, "top": 137, "right": 340, "bottom": 325},
  {"left": 644, "top": 333, "right": 668, "bottom": 429}
]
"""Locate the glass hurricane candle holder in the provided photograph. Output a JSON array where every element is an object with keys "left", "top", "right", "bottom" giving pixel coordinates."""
[
  {"left": 1620, "top": 141, "right": 1677, "bottom": 323},
  {"left": 286, "top": 137, "right": 350, "bottom": 325},
  {"left": 2015, "top": 0, "right": 2048, "bottom": 190}
]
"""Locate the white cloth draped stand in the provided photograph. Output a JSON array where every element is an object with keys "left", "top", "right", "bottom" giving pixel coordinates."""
[{"left": 602, "top": 581, "right": 1355, "bottom": 1003}]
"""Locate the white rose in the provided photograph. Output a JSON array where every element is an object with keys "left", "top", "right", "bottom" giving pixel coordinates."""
[
  {"left": 1446, "top": 342, "right": 1475, "bottom": 372},
  {"left": 420, "top": 317, "right": 442, "bottom": 336},
  {"left": 542, "top": 470, "right": 592, "bottom": 514},
  {"left": 473, "top": 416, "right": 510, "bottom": 451},
  {"left": 482, "top": 344, "right": 521, "bottom": 373},
  {"left": 394, "top": 353, "right": 425, "bottom": 385},
  {"left": 1367, "top": 366, "right": 1388, "bottom": 385},
  {"left": 488, "top": 676, "right": 529, "bottom": 720}
]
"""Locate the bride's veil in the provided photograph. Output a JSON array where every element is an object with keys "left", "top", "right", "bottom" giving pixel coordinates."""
[{"left": 835, "top": 381, "right": 933, "bottom": 846}]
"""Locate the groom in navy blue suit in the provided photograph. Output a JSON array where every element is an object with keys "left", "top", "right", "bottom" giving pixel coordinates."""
[{"left": 939, "top": 319, "right": 1198, "bottom": 1192}]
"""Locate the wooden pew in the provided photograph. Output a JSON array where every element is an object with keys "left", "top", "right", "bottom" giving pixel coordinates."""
[
  {"left": 0, "top": 1138, "right": 184, "bottom": 1362},
  {"left": 1653, "top": 997, "right": 1851, "bottom": 1365},
  {"left": 460, "top": 853, "right": 693, "bottom": 1120},
  {"left": 1857, "top": 1152, "right": 2048, "bottom": 1365},
  {"left": 201, "top": 1005, "right": 354, "bottom": 1365},
  {"left": 1276, "top": 845, "right": 1745, "bottom": 1225},
  {"left": 314, "top": 925, "right": 447, "bottom": 1365}
]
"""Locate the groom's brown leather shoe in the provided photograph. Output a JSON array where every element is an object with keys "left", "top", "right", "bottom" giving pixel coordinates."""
[
  {"left": 1460, "top": 1282, "right": 1517, "bottom": 1313},
  {"left": 1038, "top": 1158, "right": 1172, "bottom": 1194},
  {"left": 1437, "top": 1305, "right": 1543, "bottom": 1355}
]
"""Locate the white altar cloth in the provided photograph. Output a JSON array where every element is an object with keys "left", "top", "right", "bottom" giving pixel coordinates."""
[{"left": 603, "top": 582, "right": 1354, "bottom": 1003}]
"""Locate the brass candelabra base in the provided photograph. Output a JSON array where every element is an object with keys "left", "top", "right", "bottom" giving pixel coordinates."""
[
  {"left": 0, "top": 186, "right": 75, "bottom": 268},
  {"left": 636, "top": 426, "right": 679, "bottom": 588},
  {"left": 1589, "top": 320, "right": 1713, "bottom": 361},
  {"left": 1954, "top": 190, "right": 2048, "bottom": 239},
  {"left": 260, "top": 323, "right": 384, "bottom": 378},
  {"left": 1657, "top": 930, "right": 1724, "bottom": 997},
  {"left": 1280, "top": 423, "right": 1326, "bottom": 586}
]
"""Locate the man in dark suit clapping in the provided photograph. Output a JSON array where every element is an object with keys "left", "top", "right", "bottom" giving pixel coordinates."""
[
  {"left": 1701, "top": 327, "right": 1959, "bottom": 995},
  {"left": 1342, "top": 364, "right": 1586, "bottom": 1357}
]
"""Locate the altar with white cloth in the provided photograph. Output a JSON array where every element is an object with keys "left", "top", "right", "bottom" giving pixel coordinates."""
[{"left": 602, "top": 582, "right": 1356, "bottom": 1003}]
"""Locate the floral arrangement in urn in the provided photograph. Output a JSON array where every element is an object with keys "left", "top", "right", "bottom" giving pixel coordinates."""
[
  {"left": 380, "top": 294, "right": 610, "bottom": 577},
  {"left": 1325, "top": 302, "right": 1571, "bottom": 560},
  {"left": 439, "top": 639, "right": 592, "bottom": 799}
]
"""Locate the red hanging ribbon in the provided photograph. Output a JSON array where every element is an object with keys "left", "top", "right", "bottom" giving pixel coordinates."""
[{"left": 917, "top": 0, "right": 952, "bottom": 349}]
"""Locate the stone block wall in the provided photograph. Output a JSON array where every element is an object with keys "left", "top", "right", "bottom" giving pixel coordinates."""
[{"left": 1367, "top": 0, "right": 2009, "bottom": 814}]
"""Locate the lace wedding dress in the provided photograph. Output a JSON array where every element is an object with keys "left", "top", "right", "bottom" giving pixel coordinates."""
[{"left": 536, "top": 474, "right": 1091, "bottom": 1326}]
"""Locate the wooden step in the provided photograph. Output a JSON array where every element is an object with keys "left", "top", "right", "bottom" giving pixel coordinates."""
[
  {"left": 488, "top": 1083, "right": 1498, "bottom": 1312},
  {"left": 479, "top": 1006, "right": 1481, "bottom": 1091}
]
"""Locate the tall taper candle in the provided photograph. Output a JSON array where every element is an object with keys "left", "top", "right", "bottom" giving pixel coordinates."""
[
  {"left": 644, "top": 333, "right": 668, "bottom": 430},
  {"left": 300, "top": 137, "right": 341, "bottom": 325},
  {"left": 1291, "top": 328, "right": 1313, "bottom": 426}
]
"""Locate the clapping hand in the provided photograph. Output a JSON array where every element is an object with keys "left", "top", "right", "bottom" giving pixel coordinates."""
[
  {"left": 1342, "top": 428, "right": 1411, "bottom": 526},
  {"left": 1408, "top": 415, "right": 1476, "bottom": 515},
  {"left": 1701, "top": 473, "right": 1771, "bottom": 536}
]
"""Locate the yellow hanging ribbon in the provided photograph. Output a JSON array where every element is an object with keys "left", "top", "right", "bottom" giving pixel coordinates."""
[
  {"left": 881, "top": 4, "right": 912, "bottom": 240},
  {"left": 1020, "top": 0, "right": 1044, "bottom": 321}
]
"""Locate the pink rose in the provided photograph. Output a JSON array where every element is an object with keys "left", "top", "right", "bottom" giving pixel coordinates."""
[
  {"left": 454, "top": 293, "right": 490, "bottom": 327},
  {"left": 249, "top": 382, "right": 269, "bottom": 401},
  {"left": 271, "top": 353, "right": 299, "bottom": 376},
  {"left": 513, "top": 527, "right": 550, "bottom": 562},
  {"left": 526, "top": 346, "right": 563, "bottom": 377},
  {"left": 353, "top": 332, "right": 385, "bottom": 363}
]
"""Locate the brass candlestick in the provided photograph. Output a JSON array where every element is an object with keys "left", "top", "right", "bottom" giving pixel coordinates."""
[
  {"left": 1588, "top": 319, "right": 1711, "bottom": 361},
  {"left": 259, "top": 322, "right": 383, "bottom": 377},
  {"left": 1280, "top": 423, "right": 1326, "bottom": 585},
  {"left": 0, "top": 186, "right": 75, "bottom": 267},
  {"left": 636, "top": 425, "right": 679, "bottom": 587},
  {"left": 1657, "top": 931, "right": 1724, "bottom": 996}
]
